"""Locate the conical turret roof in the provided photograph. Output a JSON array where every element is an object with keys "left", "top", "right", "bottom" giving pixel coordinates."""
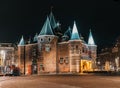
[
  {"left": 39, "top": 16, "right": 54, "bottom": 35},
  {"left": 70, "top": 21, "right": 80, "bottom": 40},
  {"left": 88, "top": 29, "right": 95, "bottom": 45},
  {"left": 49, "top": 11, "right": 57, "bottom": 29}
]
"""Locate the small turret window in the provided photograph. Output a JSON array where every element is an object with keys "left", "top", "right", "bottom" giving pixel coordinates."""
[
  {"left": 40, "top": 38, "right": 43, "bottom": 42},
  {"left": 48, "top": 37, "right": 51, "bottom": 42},
  {"left": 76, "top": 45, "right": 79, "bottom": 54}
]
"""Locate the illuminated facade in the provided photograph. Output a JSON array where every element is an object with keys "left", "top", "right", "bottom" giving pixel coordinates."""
[
  {"left": 0, "top": 43, "right": 17, "bottom": 74},
  {"left": 18, "top": 12, "right": 97, "bottom": 75},
  {"left": 98, "top": 36, "right": 120, "bottom": 71}
]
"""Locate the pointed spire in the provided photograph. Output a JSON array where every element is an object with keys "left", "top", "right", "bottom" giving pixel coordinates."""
[
  {"left": 70, "top": 21, "right": 80, "bottom": 40},
  {"left": 39, "top": 16, "right": 54, "bottom": 35},
  {"left": 88, "top": 29, "right": 95, "bottom": 45},
  {"left": 49, "top": 11, "right": 57, "bottom": 29},
  {"left": 33, "top": 33, "right": 38, "bottom": 42},
  {"left": 18, "top": 36, "right": 25, "bottom": 46}
]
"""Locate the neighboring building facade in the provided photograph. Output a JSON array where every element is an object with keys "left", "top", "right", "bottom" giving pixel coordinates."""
[
  {"left": 18, "top": 12, "right": 97, "bottom": 75},
  {"left": 0, "top": 43, "right": 17, "bottom": 74},
  {"left": 98, "top": 36, "right": 120, "bottom": 71}
]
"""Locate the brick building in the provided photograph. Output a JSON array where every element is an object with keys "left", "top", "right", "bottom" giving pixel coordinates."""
[
  {"left": 97, "top": 36, "right": 120, "bottom": 71},
  {"left": 18, "top": 12, "right": 97, "bottom": 75}
]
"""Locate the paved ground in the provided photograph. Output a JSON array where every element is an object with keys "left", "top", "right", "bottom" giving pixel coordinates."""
[{"left": 1, "top": 75, "right": 120, "bottom": 88}]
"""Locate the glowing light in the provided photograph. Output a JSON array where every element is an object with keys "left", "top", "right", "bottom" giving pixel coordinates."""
[{"left": 0, "top": 50, "right": 5, "bottom": 59}]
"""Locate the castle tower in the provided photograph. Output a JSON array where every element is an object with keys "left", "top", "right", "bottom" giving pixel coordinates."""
[
  {"left": 88, "top": 29, "right": 97, "bottom": 70},
  {"left": 18, "top": 36, "right": 25, "bottom": 74},
  {"left": 69, "top": 21, "right": 82, "bottom": 73},
  {"left": 38, "top": 16, "right": 58, "bottom": 73}
]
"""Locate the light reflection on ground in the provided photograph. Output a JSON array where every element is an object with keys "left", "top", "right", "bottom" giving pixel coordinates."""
[{"left": 1, "top": 75, "right": 120, "bottom": 88}]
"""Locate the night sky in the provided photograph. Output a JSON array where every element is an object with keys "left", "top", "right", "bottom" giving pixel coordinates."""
[{"left": 0, "top": 0, "right": 120, "bottom": 51}]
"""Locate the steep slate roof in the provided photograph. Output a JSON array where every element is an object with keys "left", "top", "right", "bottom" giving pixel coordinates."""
[
  {"left": 88, "top": 29, "right": 95, "bottom": 45},
  {"left": 33, "top": 33, "right": 38, "bottom": 42},
  {"left": 39, "top": 16, "right": 54, "bottom": 35},
  {"left": 18, "top": 36, "right": 25, "bottom": 46},
  {"left": 70, "top": 21, "right": 80, "bottom": 40},
  {"left": 49, "top": 11, "right": 57, "bottom": 29}
]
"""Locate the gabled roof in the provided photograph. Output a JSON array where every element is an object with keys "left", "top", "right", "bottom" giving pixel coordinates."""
[
  {"left": 18, "top": 36, "right": 25, "bottom": 46},
  {"left": 70, "top": 21, "right": 80, "bottom": 40},
  {"left": 88, "top": 29, "right": 95, "bottom": 45},
  {"left": 33, "top": 33, "right": 38, "bottom": 42},
  {"left": 49, "top": 11, "right": 57, "bottom": 29},
  {"left": 39, "top": 16, "right": 54, "bottom": 35}
]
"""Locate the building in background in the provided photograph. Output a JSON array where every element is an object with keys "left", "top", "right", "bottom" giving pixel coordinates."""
[
  {"left": 97, "top": 36, "right": 120, "bottom": 71},
  {"left": 18, "top": 12, "right": 97, "bottom": 75},
  {"left": 0, "top": 43, "right": 17, "bottom": 74}
]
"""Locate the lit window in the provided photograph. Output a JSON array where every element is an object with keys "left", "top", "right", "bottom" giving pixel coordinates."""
[
  {"left": 59, "top": 58, "right": 64, "bottom": 64},
  {"left": 65, "top": 57, "right": 69, "bottom": 64}
]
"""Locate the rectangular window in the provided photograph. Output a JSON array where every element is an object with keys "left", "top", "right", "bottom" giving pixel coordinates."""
[
  {"left": 45, "top": 44, "right": 51, "bottom": 52},
  {"left": 59, "top": 58, "right": 64, "bottom": 64},
  {"left": 64, "top": 57, "right": 69, "bottom": 64},
  {"left": 82, "top": 47, "right": 84, "bottom": 53}
]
